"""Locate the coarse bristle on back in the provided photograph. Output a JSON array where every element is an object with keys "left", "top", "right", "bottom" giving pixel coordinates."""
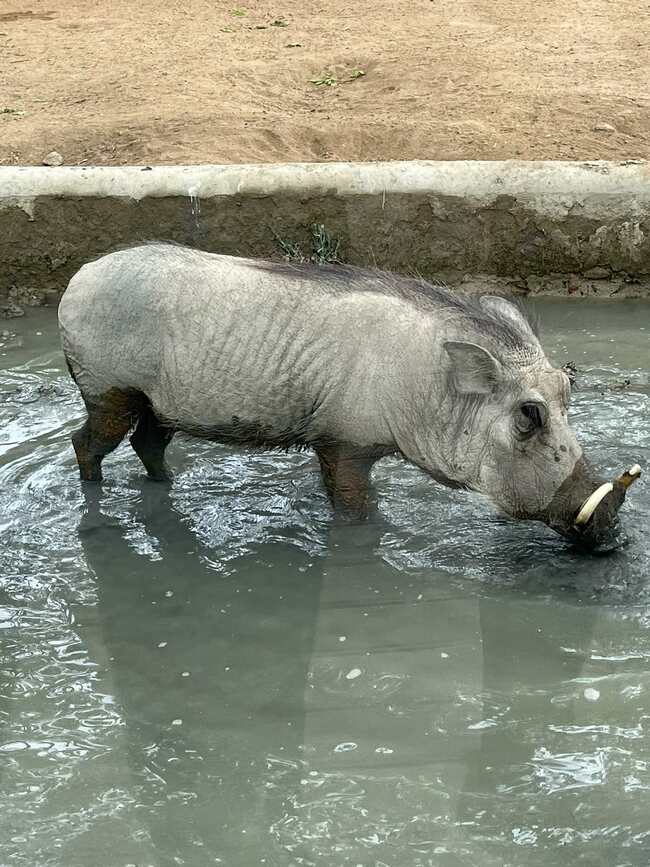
[{"left": 250, "top": 258, "right": 540, "bottom": 355}]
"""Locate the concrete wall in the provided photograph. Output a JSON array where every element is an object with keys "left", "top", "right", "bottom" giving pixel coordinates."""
[{"left": 2, "top": 160, "right": 650, "bottom": 305}]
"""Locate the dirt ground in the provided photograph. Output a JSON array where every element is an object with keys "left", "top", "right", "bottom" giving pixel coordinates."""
[{"left": 0, "top": 1, "right": 648, "bottom": 166}]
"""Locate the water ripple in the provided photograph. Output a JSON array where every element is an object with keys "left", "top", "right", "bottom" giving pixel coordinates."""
[{"left": 1, "top": 302, "right": 649, "bottom": 866}]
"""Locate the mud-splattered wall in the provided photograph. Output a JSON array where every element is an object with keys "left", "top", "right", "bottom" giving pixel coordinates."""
[{"left": 2, "top": 161, "right": 650, "bottom": 310}]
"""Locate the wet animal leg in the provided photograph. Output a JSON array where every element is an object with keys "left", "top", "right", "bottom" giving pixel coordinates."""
[
  {"left": 315, "top": 444, "right": 377, "bottom": 518},
  {"left": 72, "top": 388, "right": 143, "bottom": 482},
  {"left": 130, "top": 403, "right": 175, "bottom": 482}
]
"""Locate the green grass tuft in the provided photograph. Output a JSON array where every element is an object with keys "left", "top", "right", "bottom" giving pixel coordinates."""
[
  {"left": 310, "top": 73, "right": 337, "bottom": 87},
  {"left": 272, "top": 224, "right": 342, "bottom": 265}
]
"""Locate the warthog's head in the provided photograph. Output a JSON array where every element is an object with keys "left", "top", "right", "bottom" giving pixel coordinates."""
[{"left": 409, "top": 296, "right": 640, "bottom": 550}]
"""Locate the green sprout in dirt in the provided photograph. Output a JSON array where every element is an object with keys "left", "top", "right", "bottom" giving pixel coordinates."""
[
  {"left": 272, "top": 225, "right": 342, "bottom": 265},
  {"left": 273, "top": 233, "right": 305, "bottom": 263},
  {"left": 310, "top": 73, "right": 337, "bottom": 87},
  {"left": 230, "top": 8, "right": 247, "bottom": 16},
  {"left": 0, "top": 107, "right": 25, "bottom": 115},
  {"left": 311, "top": 223, "right": 341, "bottom": 264},
  {"left": 310, "top": 69, "right": 366, "bottom": 87}
]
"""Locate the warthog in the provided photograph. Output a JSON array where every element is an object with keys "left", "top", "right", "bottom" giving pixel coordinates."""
[{"left": 59, "top": 243, "right": 640, "bottom": 549}]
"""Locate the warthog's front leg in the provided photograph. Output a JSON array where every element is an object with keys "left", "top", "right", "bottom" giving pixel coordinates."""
[{"left": 315, "top": 444, "right": 378, "bottom": 518}]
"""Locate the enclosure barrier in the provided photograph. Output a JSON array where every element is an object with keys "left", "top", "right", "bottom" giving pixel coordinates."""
[{"left": 1, "top": 160, "right": 650, "bottom": 303}]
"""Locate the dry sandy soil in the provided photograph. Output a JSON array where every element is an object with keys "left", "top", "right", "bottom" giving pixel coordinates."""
[{"left": 0, "top": 1, "right": 648, "bottom": 165}]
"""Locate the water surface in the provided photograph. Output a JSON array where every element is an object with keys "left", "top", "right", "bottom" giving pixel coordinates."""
[{"left": 1, "top": 301, "right": 649, "bottom": 867}]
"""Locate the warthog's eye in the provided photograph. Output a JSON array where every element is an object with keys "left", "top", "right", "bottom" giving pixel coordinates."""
[{"left": 516, "top": 400, "right": 548, "bottom": 436}]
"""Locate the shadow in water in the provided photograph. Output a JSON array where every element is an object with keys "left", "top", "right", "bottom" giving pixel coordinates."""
[
  {"left": 77, "top": 481, "right": 327, "bottom": 866},
  {"left": 77, "top": 481, "right": 637, "bottom": 866}
]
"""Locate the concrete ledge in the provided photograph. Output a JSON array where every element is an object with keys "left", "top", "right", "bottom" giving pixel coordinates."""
[{"left": 2, "top": 160, "right": 650, "bottom": 304}]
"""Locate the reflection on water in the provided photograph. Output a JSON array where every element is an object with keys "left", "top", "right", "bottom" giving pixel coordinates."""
[{"left": 0, "top": 302, "right": 649, "bottom": 867}]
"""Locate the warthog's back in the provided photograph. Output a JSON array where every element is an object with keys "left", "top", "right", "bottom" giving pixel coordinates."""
[{"left": 58, "top": 244, "right": 429, "bottom": 447}]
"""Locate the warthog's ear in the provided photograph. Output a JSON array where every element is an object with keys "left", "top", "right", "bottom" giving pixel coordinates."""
[{"left": 443, "top": 341, "right": 501, "bottom": 394}]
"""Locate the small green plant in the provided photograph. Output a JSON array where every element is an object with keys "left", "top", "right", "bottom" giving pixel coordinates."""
[
  {"left": 310, "top": 73, "right": 337, "bottom": 87},
  {"left": 220, "top": 25, "right": 235, "bottom": 32},
  {"left": 310, "top": 69, "right": 366, "bottom": 87},
  {"left": 272, "top": 231, "right": 306, "bottom": 263},
  {"left": 230, "top": 7, "right": 247, "bottom": 16},
  {"left": 311, "top": 223, "right": 341, "bottom": 264},
  {"left": 0, "top": 107, "right": 25, "bottom": 115},
  {"left": 271, "top": 225, "right": 342, "bottom": 264}
]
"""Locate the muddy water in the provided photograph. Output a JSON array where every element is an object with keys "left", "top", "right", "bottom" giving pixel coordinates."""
[{"left": 0, "top": 301, "right": 649, "bottom": 867}]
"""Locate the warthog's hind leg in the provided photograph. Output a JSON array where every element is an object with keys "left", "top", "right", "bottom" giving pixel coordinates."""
[
  {"left": 130, "top": 403, "right": 175, "bottom": 482},
  {"left": 72, "top": 387, "right": 144, "bottom": 482}
]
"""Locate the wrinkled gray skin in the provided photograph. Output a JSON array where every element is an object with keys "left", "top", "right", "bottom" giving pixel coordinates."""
[{"left": 59, "top": 244, "right": 627, "bottom": 549}]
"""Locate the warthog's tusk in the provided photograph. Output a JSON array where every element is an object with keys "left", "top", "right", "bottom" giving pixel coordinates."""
[
  {"left": 616, "top": 464, "right": 642, "bottom": 490},
  {"left": 574, "top": 482, "right": 614, "bottom": 527}
]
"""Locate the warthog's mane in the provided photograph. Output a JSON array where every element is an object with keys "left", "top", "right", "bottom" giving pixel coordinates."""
[{"left": 250, "top": 258, "right": 539, "bottom": 354}]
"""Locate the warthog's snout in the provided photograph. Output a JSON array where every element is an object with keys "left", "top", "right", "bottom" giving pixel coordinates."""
[{"left": 540, "top": 462, "right": 642, "bottom": 552}]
